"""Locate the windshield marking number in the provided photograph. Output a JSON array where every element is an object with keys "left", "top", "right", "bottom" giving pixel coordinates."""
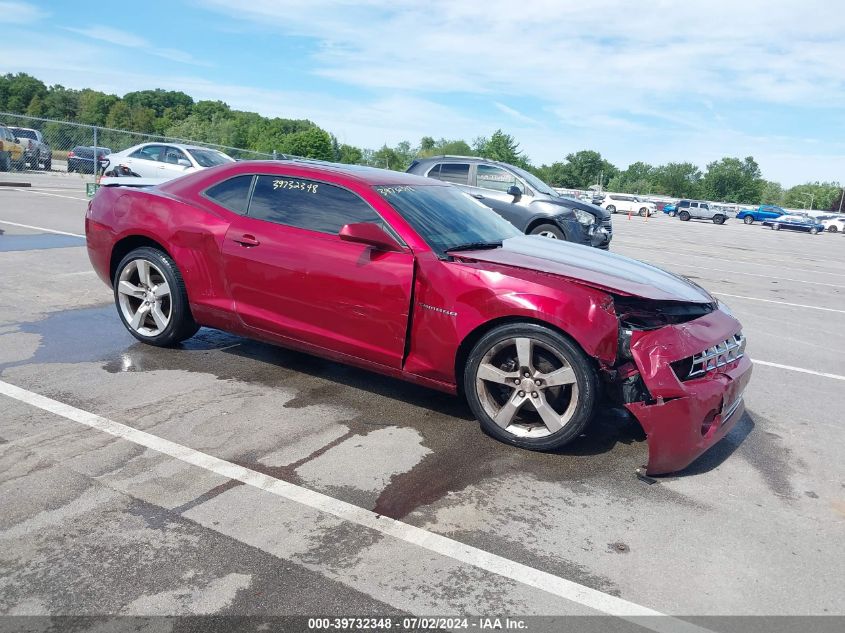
[
  {"left": 376, "top": 186, "right": 416, "bottom": 195},
  {"left": 273, "top": 179, "right": 318, "bottom": 193}
]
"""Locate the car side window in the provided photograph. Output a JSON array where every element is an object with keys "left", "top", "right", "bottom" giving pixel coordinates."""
[
  {"left": 701, "top": 203, "right": 709, "bottom": 210},
  {"left": 130, "top": 145, "right": 164, "bottom": 161},
  {"left": 204, "top": 175, "right": 254, "bottom": 215},
  {"left": 248, "top": 175, "right": 383, "bottom": 235},
  {"left": 476, "top": 165, "right": 518, "bottom": 193},
  {"left": 163, "top": 147, "right": 188, "bottom": 165},
  {"left": 430, "top": 163, "right": 469, "bottom": 185},
  {"left": 679, "top": 201, "right": 690, "bottom": 208}
]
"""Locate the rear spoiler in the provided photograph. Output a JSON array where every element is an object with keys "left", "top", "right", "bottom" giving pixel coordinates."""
[{"left": 99, "top": 176, "right": 170, "bottom": 188}]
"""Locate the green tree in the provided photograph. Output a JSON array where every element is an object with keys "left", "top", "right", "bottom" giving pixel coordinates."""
[
  {"left": 42, "top": 85, "right": 80, "bottom": 120},
  {"left": 652, "top": 162, "right": 702, "bottom": 198},
  {"left": 338, "top": 143, "right": 363, "bottom": 164},
  {"left": 759, "top": 180, "right": 784, "bottom": 205},
  {"left": 783, "top": 182, "right": 841, "bottom": 210},
  {"left": 123, "top": 89, "right": 193, "bottom": 118},
  {"left": 25, "top": 94, "right": 43, "bottom": 117},
  {"left": 419, "top": 136, "right": 436, "bottom": 152},
  {"left": 281, "top": 127, "right": 334, "bottom": 160},
  {"left": 478, "top": 129, "right": 523, "bottom": 165},
  {"left": 700, "top": 156, "right": 763, "bottom": 203},
  {"left": 77, "top": 90, "right": 118, "bottom": 126},
  {"left": 607, "top": 161, "right": 656, "bottom": 193},
  {"left": 554, "top": 150, "right": 618, "bottom": 189},
  {"left": 2, "top": 73, "right": 47, "bottom": 113}
]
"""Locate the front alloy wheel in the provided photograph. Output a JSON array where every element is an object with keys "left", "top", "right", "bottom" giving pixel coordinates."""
[
  {"left": 464, "top": 324, "right": 597, "bottom": 450},
  {"left": 743, "top": 216, "right": 754, "bottom": 225}
]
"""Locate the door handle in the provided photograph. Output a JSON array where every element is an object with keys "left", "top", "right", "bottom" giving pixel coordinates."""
[
  {"left": 232, "top": 234, "right": 260, "bottom": 247},
  {"left": 471, "top": 194, "right": 485, "bottom": 199}
]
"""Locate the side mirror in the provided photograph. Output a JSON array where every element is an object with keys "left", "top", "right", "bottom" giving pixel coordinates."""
[
  {"left": 177, "top": 158, "right": 192, "bottom": 168},
  {"left": 339, "top": 222, "right": 403, "bottom": 252},
  {"left": 507, "top": 184, "right": 523, "bottom": 201}
]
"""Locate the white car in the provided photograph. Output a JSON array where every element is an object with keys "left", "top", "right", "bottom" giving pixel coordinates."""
[
  {"left": 601, "top": 194, "right": 656, "bottom": 217},
  {"left": 103, "top": 142, "right": 235, "bottom": 180},
  {"left": 820, "top": 216, "right": 845, "bottom": 233}
]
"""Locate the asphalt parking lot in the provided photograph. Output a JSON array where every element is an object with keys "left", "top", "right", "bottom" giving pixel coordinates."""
[{"left": 1, "top": 172, "right": 844, "bottom": 631}]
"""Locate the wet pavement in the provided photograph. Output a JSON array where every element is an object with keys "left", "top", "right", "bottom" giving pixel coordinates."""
[{"left": 1, "top": 177, "right": 844, "bottom": 627}]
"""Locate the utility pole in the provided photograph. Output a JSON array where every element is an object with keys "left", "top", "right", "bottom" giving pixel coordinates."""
[{"left": 839, "top": 187, "right": 844, "bottom": 213}]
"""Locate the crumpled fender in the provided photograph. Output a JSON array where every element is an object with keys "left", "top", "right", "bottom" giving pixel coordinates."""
[{"left": 625, "top": 308, "right": 753, "bottom": 475}]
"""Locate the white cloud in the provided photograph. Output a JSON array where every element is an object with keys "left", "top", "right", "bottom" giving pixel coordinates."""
[
  {"left": 64, "top": 25, "right": 210, "bottom": 66},
  {"left": 0, "top": 1, "right": 45, "bottom": 23}
]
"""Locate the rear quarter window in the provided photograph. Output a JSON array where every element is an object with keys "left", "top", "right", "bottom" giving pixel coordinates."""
[{"left": 204, "top": 175, "right": 255, "bottom": 215}]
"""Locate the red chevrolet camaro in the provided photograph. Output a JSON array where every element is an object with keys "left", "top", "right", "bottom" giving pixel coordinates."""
[{"left": 86, "top": 160, "right": 752, "bottom": 475}]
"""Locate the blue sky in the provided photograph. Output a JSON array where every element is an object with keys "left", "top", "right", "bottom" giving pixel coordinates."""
[{"left": 1, "top": 0, "right": 843, "bottom": 186}]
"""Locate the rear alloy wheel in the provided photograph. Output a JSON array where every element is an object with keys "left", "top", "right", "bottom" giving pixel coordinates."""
[
  {"left": 810, "top": 227, "right": 819, "bottom": 235},
  {"left": 679, "top": 211, "right": 691, "bottom": 221},
  {"left": 827, "top": 225, "right": 837, "bottom": 233},
  {"left": 530, "top": 223, "right": 564, "bottom": 240},
  {"left": 114, "top": 247, "right": 199, "bottom": 347},
  {"left": 743, "top": 216, "right": 754, "bottom": 225},
  {"left": 668, "top": 210, "right": 677, "bottom": 217},
  {"left": 772, "top": 223, "right": 780, "bottom": 230},
  {"left": 606, "top": 205, "right": 616, "bottom": 213},
  {"left": 464, "top": 323, "right": 597, "bottom": 451},
  {"left": 638, "top": 207, "right": 649, "bottom": 217},
  {"left": 713, "top": 215, "right": 726, "bottom": 225}
]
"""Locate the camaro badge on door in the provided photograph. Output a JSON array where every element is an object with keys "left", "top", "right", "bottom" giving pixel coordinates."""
[{"left": 418, "top": 303, "right": 458, "bottom": 317}]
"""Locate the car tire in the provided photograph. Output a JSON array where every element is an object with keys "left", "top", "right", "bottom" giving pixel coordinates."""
[
  {"left": 0, "top": 152, "right": 9, "bottom": 172},
  {"left": 638, "top": 207, "right": 648, "bottom": 217},
  {"left": 529, "top": 223, "right": 565, "bottom": 240},
  {"left": 713, "top": 215, "right": 726, "bottom": 225},
  {"left": 113, "top": 247, "right": 199, "bottom": 347},
  {"left": 606, "top": 205, "right": 616, "bottom": 213},
  {"left": 44, "top": 157, "right": 51, "bottom": 171},
  {"left": 679, "top": 211, "right": 691, "bottom": 221},
  {"left": 668, "top": 210, "right": 677, "bottom": 217},
  {"left": 773, "top": 223, "right": 780, "bottom": 231},
  {"left": 810, "top": 227, "right": 819, "bottom": 235},
  {"left": 827, "top": 226, "right": 837, "bottom": 233},
  {"left": 464, "top": 323, "right": 598, "bottom": 452},
  {"left": 743, "top": 216, "right": 754, "bottom": 225}
]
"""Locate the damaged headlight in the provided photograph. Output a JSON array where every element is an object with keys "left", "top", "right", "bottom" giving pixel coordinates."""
[
  {"left": 573, "top": 208, "right": 596, "bottom": 227},
  {"left": 614, "top": 296, "right": 717, "bottom": 330}
]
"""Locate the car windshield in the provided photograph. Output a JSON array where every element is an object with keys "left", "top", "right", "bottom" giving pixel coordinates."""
[
  {"left": 375, "top": 184, "right": 521, "bottom": 256},
  {"left": 186, "top": 148, "right": 235, "bottom": 168},
  {"left": 509, "top": 166, "right": 560, "bottom": 197}
]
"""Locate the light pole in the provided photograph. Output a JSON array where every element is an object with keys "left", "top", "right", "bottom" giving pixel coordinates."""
[{"left": 798, "top": 192, "right": 815, "bottom": 210}]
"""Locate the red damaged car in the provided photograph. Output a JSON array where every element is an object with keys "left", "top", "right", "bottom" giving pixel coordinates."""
[{"left": 86, "top": 161, "right": 752, "bottom": 475}]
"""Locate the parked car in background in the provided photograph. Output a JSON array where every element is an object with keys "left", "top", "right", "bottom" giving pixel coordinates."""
[
  {"left": 87, "top": 159, "right": 751, "bottom": 475},
  {"left": 736, "top": 205, "right": 786, "bottom": 225},
  {"left": 601, "top": 194, "right": 656, "bottom": 217},
  {"left": 762, "top": 214, "right": 824, "bottom": 234},
  {"left": 662, "top": 202, "right": 678, "bottom": 216},
  {"left": 407, "top": 156, "right": 612, "bottom": 249},
  {"left": 67, "top": 146, "right": 112, "bottom": 174},
  {"left": 8, "top": 127, "right": 51, "bottom": 170},
  {"left": 0, "top": 124, "right": 26, "bottom": 171},
  {"left": 676, "top": 199, "right": 728, "bottom": 225},
  {"left": 820, "top": 215, "right": 845, "bottom": 233},
  {"left": 102, "top": 142, "right": 235, "bottom": 180}
]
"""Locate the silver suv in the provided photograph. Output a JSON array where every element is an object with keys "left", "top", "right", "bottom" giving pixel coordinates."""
[
  {"left": 676, "top": 199, "right": 728, "bottom": 225},
  {"left": 407, "top": 156, "right": 612, "bottom": 249}
]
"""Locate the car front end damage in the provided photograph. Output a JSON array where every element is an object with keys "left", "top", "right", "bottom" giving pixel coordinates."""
[{"left": 609, "top": 297, "right": 752, "bottom": 475}]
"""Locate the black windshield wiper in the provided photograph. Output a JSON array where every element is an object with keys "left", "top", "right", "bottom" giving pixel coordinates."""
[{"left": 446, "top": 241, "right": 503, "bottom": 253}]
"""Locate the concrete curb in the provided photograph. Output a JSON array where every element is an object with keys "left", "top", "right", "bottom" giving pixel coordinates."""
[{"left": 0, "top": 181, "right": 31, "bottom": 187}]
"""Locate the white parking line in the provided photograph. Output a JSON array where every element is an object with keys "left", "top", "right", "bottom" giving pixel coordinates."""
[
  {"left": 713, "top": 292, "right": 845, "bottom": 314},
  {"left": 12, "top": 188, "right": 88, "bottom": 202},
  {"left": 754, "top": 361, "right": 845, "bottom": 382},
  {"left": 0, "top": 220, "right": 84, "bottom": 238},
  {"left": 0, "top": 378, "right": 709, "bottom": 633}
]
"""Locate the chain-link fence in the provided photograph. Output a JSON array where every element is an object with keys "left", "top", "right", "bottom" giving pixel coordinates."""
[{"left": 0, "top": 112, "right": 277, "bottom": 178}]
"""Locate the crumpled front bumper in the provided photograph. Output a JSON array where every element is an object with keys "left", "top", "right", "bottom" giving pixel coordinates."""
[{"left": 623, "top": 308, "right": 753, "bottom": 475}]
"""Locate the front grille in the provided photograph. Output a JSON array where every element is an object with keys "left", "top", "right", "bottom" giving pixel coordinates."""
[
  {"left": 674, "top": 332, "right": 746, "bottom": 381},
  {"left": 602, "top": 217, "right": 613, "bottom": 235}
]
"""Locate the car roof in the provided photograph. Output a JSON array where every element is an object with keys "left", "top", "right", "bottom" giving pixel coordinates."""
[{"left": 411, "top": 155, "right": 517, "bottom": 169}]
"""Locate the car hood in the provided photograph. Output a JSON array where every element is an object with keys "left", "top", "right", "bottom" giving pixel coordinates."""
[{"left": 453, "top": 235, "right": 714, "bottom": 303}]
